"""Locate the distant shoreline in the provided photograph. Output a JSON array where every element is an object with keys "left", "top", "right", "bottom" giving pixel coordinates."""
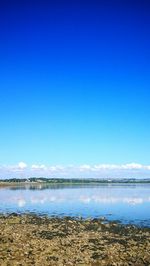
[{"left": 0, "top": 177, "right": 150, "bottom": 187}]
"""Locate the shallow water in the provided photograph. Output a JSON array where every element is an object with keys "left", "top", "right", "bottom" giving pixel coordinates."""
[{"left": 0, "top": 183, "right": 150, "bottom": 226}]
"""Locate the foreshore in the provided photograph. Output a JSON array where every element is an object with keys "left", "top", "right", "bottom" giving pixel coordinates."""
[{"left": 0, "top": 214, "right": 150, "bottom": 266}]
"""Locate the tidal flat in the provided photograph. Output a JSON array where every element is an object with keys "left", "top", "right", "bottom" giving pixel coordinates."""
[{"left": 0, "top": 214, "right": 150, "bottom": 266}]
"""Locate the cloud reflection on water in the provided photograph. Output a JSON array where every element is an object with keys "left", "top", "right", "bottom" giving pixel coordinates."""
[
  {"left": 0, "top": 185, "right": 150, "bottom": 208},
  {"left": 0, "top": 184, "right": 150, "bottom": 227}
]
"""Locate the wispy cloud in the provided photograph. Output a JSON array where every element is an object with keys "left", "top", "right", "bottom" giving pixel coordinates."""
[
  {"left": 31, "top": 164, "right": 47, "bottom": 171},
  {"left": 4, "top": 162, "right": 28, "bottom": 172},
  {"left": 0, "top": 162, "right": 150, "bottom": 179}
]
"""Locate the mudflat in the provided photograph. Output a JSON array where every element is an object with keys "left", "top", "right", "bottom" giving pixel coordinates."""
[{"left": 0, "top": 214, "right": 150, "bottom": 266}]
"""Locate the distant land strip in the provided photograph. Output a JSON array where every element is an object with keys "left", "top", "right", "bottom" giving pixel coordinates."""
[{"left": 0, "top": 177, "right": 150, "bottom": 186}]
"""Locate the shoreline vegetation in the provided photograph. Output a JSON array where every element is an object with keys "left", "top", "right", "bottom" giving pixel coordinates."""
[
  {"left": 0, "top": 213, "right": 150, "bottom": 266},
  {"left": 0, "top": 177, "right": 150, "bottom": 187}
]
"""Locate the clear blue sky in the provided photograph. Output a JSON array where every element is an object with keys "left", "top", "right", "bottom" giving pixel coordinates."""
[{"left": 0, "top": 0, "right": 150, "bottom": 167}]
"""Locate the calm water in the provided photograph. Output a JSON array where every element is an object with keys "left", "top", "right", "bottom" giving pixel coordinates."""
[{"left": 0, "top": 183, "right": 150, "bottom": 227}]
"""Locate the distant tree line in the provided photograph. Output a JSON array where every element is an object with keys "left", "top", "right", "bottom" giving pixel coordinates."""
[{"left": 0, "top": 177, "right": 150, "bottom": 184}]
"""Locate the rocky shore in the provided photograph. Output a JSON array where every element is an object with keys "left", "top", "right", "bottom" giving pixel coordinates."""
[{"left": 0, "top": 214, "right": 150, "bottom": 266}]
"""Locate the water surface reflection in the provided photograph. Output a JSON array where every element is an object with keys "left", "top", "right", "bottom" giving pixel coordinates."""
[{"left": 0, "top": 184, "right": 150, "bottom": 226}]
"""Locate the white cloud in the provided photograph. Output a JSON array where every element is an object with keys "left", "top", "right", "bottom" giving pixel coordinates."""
[
  {"left": 44, "top": 165, "right": 65, "bottom": 172},
  {"left": 94, "top": 164, "right": 119, "bottom": 170},
  {"left": 18, "top": 162, "right": 27, "bottom": 170},
  {"left": 4, "top": 161, "right": 28, "bottom": 172},
  {"left": 121, "top": 163, "right": 143, "bottom": 170},
  {"left": 0, "top": 162, "right": 150, "bottom": 178},
  {"left": 31, "top": 164, "right": 46, "bottom": 170},
  {"left": 49, "top": 166, "right": 57, "bottom": 171},
  {"left": 77, "top": 163, "right": 150, "bottom": 173},
  {"left": 145, "top": 165, "right": 150, "bottom": 170},
  {"left": 79, "top": 164, "right": 92, "bottom": 171}
]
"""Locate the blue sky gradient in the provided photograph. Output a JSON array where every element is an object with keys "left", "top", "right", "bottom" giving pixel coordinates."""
[{"left": 0, "top": 0, "right": 150, "bottom": 177}]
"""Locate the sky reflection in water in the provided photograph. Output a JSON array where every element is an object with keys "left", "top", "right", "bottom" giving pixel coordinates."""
[{"left": 0, "top": 184, "right": 150, "bottom": 226}]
